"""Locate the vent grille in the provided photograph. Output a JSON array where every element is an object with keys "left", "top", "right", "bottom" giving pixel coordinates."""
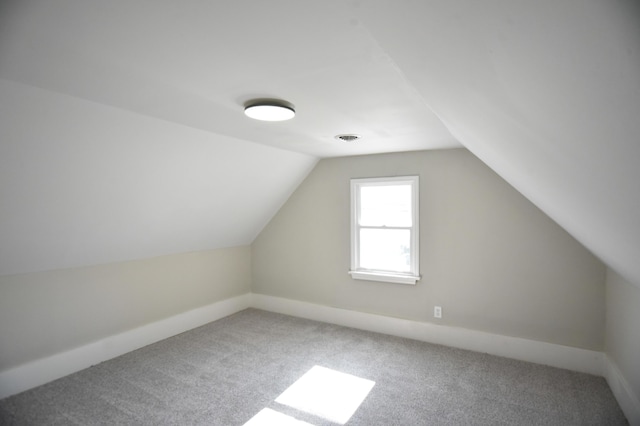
[{"left": 335, "top": 134, "right": 362, "bottom": 142}]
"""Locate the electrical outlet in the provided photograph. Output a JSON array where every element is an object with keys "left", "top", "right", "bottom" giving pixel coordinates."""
[{"left": 434, "top": 306, "right": 442, "bottom": 319}]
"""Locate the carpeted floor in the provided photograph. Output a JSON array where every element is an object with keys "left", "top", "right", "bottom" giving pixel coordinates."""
[{"left": 0, "top": 309, "right": 627, "bottom": 425}]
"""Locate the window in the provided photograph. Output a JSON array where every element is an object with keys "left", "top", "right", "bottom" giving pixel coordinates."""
[{"left": 349, "top": 176, "right": 420, "bottom": 285}]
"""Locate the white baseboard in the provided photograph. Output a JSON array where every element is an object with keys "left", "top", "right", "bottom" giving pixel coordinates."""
[
  {"left": 0, "top": 292, "right": 609, "bottom": 404},
  {"left": 604, "top": 356, "right": 640, "bottom": 425},
  {"left": 0, "top": 293, "right": 251, "bottom": 399},
  {"left": 251, "top": 294, "right": 604, "bottom": 376}
]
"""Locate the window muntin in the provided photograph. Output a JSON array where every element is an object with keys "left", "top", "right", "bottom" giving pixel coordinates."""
[{"left": 350, "top": 176, "right": 420, "bottom": 285}]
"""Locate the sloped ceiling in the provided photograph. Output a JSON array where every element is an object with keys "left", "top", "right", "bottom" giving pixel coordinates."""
[
  {"left": 355, "top": 0, "right": 640, "bottom": 288},
  {"left": 1, "top": 1, "right": 639, "bottom": 287},
  {"left": 0, "top": 78, "right": 317, "bottom": 275}
]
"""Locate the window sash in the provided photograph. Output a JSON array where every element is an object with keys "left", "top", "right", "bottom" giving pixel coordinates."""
[{"left": 350, "top": 176, "right": 420, "bottom": 284}]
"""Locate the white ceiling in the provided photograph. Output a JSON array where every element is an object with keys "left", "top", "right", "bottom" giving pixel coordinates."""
[
  {"left": 1, "top": 1, "right": 639, "bottom": 287},
  {"left": 0, "top": 78, "right": 317, "bottom": 274},
  {"left": 353, "top": 1, "right": 640, "bottom": 288},
  {"left": 0, "top": 0, "right": 458, "bottom": 157}
]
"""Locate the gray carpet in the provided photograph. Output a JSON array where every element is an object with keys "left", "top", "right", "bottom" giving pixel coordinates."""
[{"left": 0, "top": 309, "right": 627, "bottom": 425}]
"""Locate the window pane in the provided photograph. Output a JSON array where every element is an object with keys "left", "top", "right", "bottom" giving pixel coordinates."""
[
  {"left": 359, "top": 228, "right": 411, "bottom": 273},
  {"left": 360, "top": 185, "right": 412, "bottom": 227}
]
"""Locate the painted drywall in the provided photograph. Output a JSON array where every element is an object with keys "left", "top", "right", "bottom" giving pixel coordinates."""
[
  {"left": 0, "top": 78, "right": 317, "bottom": 276},
  {"left": 0, "top": 246, "right": 250, "bottom": 372},
  {"left": 0, "top": 2, "right": 458, "bottom": 158},
  {"left": 606, "top": 269, "right": 640, "bottom": 407},
  {"left": 357, "top": 1, "right": 640, "bottom": 289},
  {"left": 252, "top": 149, "right": 606, "bottom": 350}
]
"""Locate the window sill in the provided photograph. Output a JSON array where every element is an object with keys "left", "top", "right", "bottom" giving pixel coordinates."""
[{"left": 348, "top": 270, "right": 420, "bottom": 285}]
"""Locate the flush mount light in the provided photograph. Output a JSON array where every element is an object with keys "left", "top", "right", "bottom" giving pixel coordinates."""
[{"left": 244, "top": 100, "right": 295, "bottom": 121}]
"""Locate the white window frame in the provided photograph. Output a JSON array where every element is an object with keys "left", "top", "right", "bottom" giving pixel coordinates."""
[{"left": 349, "top": 176, "right": 420, "bottom": 285}]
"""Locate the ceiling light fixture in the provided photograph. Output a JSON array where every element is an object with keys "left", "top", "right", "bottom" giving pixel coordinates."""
[{"left": 244, "top": 100, "right": 295, "bottom": 121}]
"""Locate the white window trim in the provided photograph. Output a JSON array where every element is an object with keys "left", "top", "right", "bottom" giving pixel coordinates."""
[{"left": 349, "top": 176, "right": 420, "bottom": 285}]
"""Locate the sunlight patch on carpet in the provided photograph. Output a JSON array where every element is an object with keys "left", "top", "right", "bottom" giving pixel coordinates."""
[
  {"left": 275, "top": 365, "right": 375, "bottom": 424},
  {"left": 244, "top": 408, "right": 315, "bottom": 426}
]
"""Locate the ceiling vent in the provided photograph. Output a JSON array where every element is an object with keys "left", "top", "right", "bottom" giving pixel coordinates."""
[{"left": 335, "top": 134, "right": 362, "bottom": 142}]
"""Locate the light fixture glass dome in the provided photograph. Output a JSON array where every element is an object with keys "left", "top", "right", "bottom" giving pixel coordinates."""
[{"left": 244, "top": 101, "right": 295, "bottom": 121}]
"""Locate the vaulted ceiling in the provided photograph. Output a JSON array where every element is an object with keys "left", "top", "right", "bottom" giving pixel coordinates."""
[{"left": 1, "top": 1, "right": 639, "bottom": 287}]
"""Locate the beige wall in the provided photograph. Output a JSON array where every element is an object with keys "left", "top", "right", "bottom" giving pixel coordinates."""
[
  {"left": 606, "top": 269, "right": 640, "bottom": 400},
  {"left": 0, "top": 246, "right": 251, "bottom": 371},
  {"left": 252, "top": 149, "right": 606, "bottom": 350}
]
